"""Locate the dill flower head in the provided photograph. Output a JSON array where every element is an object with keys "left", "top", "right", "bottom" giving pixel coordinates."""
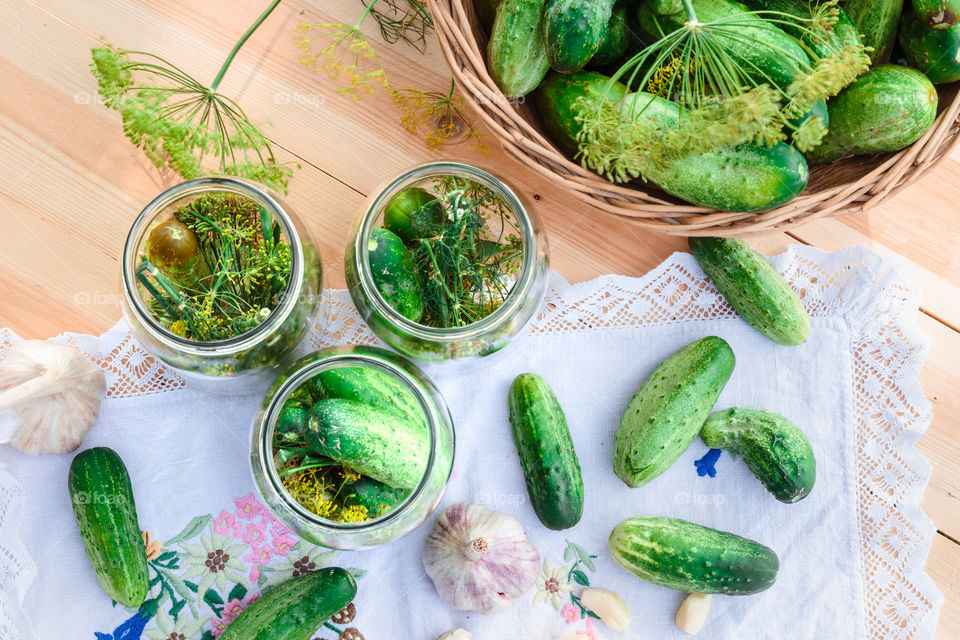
[
  {"left": 295, "top": 22, "right": 389, "bottom": 100},
  {"left": 792, "top": 114, "right": 829, "bottom": 152},
  {"left": 784, "top": 42, "right": 871, "bottom": 118}
]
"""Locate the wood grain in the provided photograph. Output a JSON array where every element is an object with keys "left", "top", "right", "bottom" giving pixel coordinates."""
[{"left": 0, "top": 0, "right": 957, "bottom": 635}]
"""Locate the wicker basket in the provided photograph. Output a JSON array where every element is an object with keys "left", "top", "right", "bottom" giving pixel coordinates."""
[{"left": 429, "top": 0, "right": 960, "bottom": 235}]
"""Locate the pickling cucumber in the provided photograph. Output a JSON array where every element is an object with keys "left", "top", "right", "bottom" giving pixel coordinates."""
[
  {"left": 488, "top": 0, "right": 550, "bottom": 97},
  {"left": 341, "top": 475, "right": 411, "bottom": 518},
  {"left": 368, "top": 228, "right": 424, "bottom": 322},
  {"left": 614, "top": 336, "right": 735, "bottom": 488},
  {"left": 383, "top": 187, "right": 443, "bottom": 243},
  {"left": 306, "top": 399, "right": 429, "bottom": 490},
  {"left": 702, "top": 407, "right": 816, "bottom": 503},
  {"left": 688, "top": 237, "right": 811, "bottom": 346},
  {"left": 845, "top": 0, "right": 905, "bottom": 64},
  {"left": 900, "top": 10, "right": 960, "bottom": 83},
  {"left": 609, "top": 516, "right": 779, "bottom": 594},
  {"left": 69, "top": 447, "right": 149, "bottom": 607},
  {"left": 309, "top": 365, "right": 427, "bottom": 430},
  {"left": 740, "top": 0, "right": 861, "bottom": 58},
  {"left": 590, "top": 4, "right": 631, "bottom": 67},
  {"left": 220, "top": 567, "right": 357, "bottom": 640},
  {"left": 545, "top": 0, "right": 617, "bottom": 73},
  {"left": 508, "top": 373, "right": 584, "bottom": 530}
]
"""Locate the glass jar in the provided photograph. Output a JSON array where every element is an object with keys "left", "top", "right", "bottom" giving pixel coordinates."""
[
  {"left": 345, "top": 161, "right": 549, "bottom": 361},
  {"left": 121, "top": 177, "right": 322, "bottom": 390},
  {"left": 250, "top": 346, "right": 455, "bottom": 549}
]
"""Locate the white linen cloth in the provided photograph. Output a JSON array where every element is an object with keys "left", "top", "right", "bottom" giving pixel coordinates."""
[{"left": 0, "top": 245, "right": 942, "bottom": 640}]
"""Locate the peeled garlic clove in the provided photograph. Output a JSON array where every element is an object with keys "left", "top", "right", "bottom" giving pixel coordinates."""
[
  {"left": 676, "top": 593, "right": 711, "bottom": 635},
  {"left": 423, "top": 502, "right": 541, "bottom": 614},
  {"left": 580, "top": 587, "right": 631, "bottom": 631},
  {"left": 0, "top": 341, "right": 105, "bottom": 455},
  {"left": 436, "top": 629, "right": 471, "bottom": 640}
]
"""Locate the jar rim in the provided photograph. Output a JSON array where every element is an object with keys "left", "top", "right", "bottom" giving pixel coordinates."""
[
  {"left": 353, "top": 161, "right": 540, "bottom": 343},
  {"left": 254, "top": 348, "right": 446, "bottom": 533},
  {"left": 121, "top": 177, "right": 305, "bottom": 356}
]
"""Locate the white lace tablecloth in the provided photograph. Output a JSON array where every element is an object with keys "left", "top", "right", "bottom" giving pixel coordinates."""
[{"left": 0, "top": 245, "right": 943, "bottom": 640}]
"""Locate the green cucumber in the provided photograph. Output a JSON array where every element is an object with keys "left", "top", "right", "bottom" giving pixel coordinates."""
[
  {"left": 637, "top": 0, "right": 810, "bottom": 91},
  {"left": 702, "top": 407, "right": 816, "bottom": 503},
  {"left": 368, "top": 227, "right": 423, "bottom": 322},
  {"left": 650, "top": 0, "right": 683, "bottom": 15},
  {"left": 508, "top": 373, "right": 584, "bottom": 530},
  {"left": 609, "top": 516, "right": 779, "bottom": 594},
  {"left": 276, "top": 401, "right": 308, "bottom": 442},
  {"left": 383, "top": 187, "right": 444, "bottom": 243},
  {"left": 845, "top": 0, "right": 905, "bottom": 63},
  {"left": 342, "top": 475, "right": 411, "bottom": 518},
  {"left": 688, "top": 238, "right": 810, "bottom": 346},
  {"left": 912, "top": 0, "right": 960, "bottom": 28},
  {"left": 487, "top": 0, "right": 550, "bottom": 97},
  {"left": 220, "top": 567, "right": 357, "bottom": 640},
  {"left": 806, "top": 65, "right": 938, "bottom": 164},
  {"left": 545, "top": 0, "right": 617, "bottom": 73},
  {"left": 306, "top": 399, "right": 429, "bottom": 490},
  {"left": 900, "top": 10, "right": 960, "bottom": 83},
  {"left": 614, "top": 336, "right": 735, "bottom": 488},
  {"left": 534, "top": 72, "right": 630, "bottom": 157},
  {"left": 69, "top": 447, "right": 149, "bottom": 607},
  {"left": 740, "top": 0, "right": 861, "bottom": 58},
  {"left": 590, "top": 4, "right": 631, "bottom": 67},
  {"left": 308, "top": 365, "right": 426, "bottom": 430}
]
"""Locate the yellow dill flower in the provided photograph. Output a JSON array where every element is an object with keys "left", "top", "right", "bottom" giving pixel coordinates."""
[
  {"left": 294, "top": 22, "right": 388, "bottom": 100},
  {"left": 784, "top": 42, "right": 870, "bottom": 118},
  {"left": 339, "top": 467, "right": 362, "bottom": 484},
  {"left": 340, "top": 504, "right": 369, "bottom": 523},
  {"left": 390, "top": 79, "right": 488, "bottom": 153}
]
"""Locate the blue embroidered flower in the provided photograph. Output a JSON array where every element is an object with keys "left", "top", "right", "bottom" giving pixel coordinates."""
[
  {"left": 695, "top": 449, "right": 722, "bottom": 477},
  {"left": 94, "top": 599, "right": 157, "bottom": 640}
]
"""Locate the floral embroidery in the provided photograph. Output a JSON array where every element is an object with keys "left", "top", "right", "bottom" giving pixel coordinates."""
[
  {"left": 533, "top": 558, "right": 575, "bottom": 610},
  {"left": 533, "top": 540, "right": 603, "bottom": 625},
  {"left": 695, "top": 448, "right": 722, "bottom": 477},
  {"left": 561, "top": 602, "right": 580, "bottom": 624},
  {"left": 144, "top": 607, "right": 208, "bottom": 640},
  {"left": 142, "top": 531, "right": 163, "bottom": 561},
  {"left": 179, "top": 532, "right": 248, "bottom": 595}
]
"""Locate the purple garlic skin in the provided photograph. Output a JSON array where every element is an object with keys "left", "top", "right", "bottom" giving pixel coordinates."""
[{"left": 423, "top": 501, "right": 540, "bottom": 614}]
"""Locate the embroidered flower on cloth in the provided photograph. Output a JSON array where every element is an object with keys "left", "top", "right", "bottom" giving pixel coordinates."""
[
  {"left": 259, "top": 545, "right": 338, "bottom": 589},
  {"left": 561, "top": 602, "right": 581, "bottom": 623},
  {"left": 533, "top": 558, "right": 574, "bottom": 610},
  {"left": 235, "top": 492, "right": 265, "bottom": 520},
  {"left": 179, "top": 530, "right": 248, "bottom": 594},
  {"left": 212, "top": 593, "right": 261, "bottom": 637},
  {"left": 213, "top": 509, "right": 236, "bottom": 537},
  {"left": 143, "top": 607, "right": 208, "bottom": 640}
]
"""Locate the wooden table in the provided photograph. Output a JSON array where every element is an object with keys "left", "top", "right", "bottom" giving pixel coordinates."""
[{"left": 1, "top": 0, "right": 957, "bottom": 635}]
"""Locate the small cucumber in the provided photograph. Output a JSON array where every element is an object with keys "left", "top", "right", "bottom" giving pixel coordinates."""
[
  {"left": 702, "top": 407, "right": 816, "bottom": 503},
  {"left": 69, "top": 447, "right": 149, "bottom": 607},
  {"left": 545, "top": 0, "right": 617, "bottom": 73},
  {"left": 508, "top": 373, "right": 584, "bottom": 530},
  {"left": 911, "top": 0, "right": 960, "bottom": 28},
  {"left": 383, "top": 187, "right": 443, "bottom": 243},
  {"left": 534, "top": 72, "right": 630, "bottom": 157},
  {"left": 590, "top": 4, "right": 631, "bottom": 67},
  {"left": 806, "top": 65, "right": 938, "bottom": 164},
  {"left": 487, "top": 0, "right": 550, "bottom": 97},
  {"left": 609, "top": 516, "right": 779, "bottom": 594},
  {"left": 276, "top": 401, "right": 308, "bottom": 442},
  {"left": 368, "top": 227, "right": 424, "bottom": 322},
  {"left": 845, "top": 0, "right": 905, "bottom": 63},
  {"left": 341, "top": 475, "right": 411, "bottom": 518},
  {"left": 308, "top": 365, "right": 427, "bottom": 430},
  {"left": 688, "top": 238, "right": 811, "bottom": 346},
  {"left": 306, "top": 399, "right": 429, "bottom": 490},
  {"left": 900, "top": 10, "right": 960, "bottom": 83},
  {"left": 614, "top": 336, "right": 735, "bottom": 488},
  {"left": 220, "top": 567, "right": 357, "bottom": 640}
]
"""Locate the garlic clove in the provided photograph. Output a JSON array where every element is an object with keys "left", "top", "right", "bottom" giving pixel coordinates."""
[
  {"left": 436, "top": 629, "right": 471, "bottom": 640},
  {"left": 0, "top": 341, "right": 105, "bottom": 455},
  {"left": 423, "top": 502, "right": 541, "bottom": 614},
  {"left": 580, "top": 587, "right": 631, "bottom": 631},
  {"left": 676, "top": 593, "right": 711, "bottom": 635}
]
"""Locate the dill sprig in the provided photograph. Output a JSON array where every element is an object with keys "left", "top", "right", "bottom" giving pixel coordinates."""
[
  {"left": 390, "top": 78, "right": 488, "bottom": 152},
  {"left": 366, "top": 0, "right": 434, "bottom": 52},
  {"left": 90, "top": 1, "right": 294, "bottom": 192},
  {"left": 136, "top": 193, "right": 292, "bottom": 341}
]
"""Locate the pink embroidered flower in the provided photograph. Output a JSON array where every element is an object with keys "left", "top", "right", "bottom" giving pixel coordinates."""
[
  {"left": 243, "top": 520, "right": 268, "bottom": 547},
  {"left": 221, "top": 592, "right": 260, "bottom": 623},
  {"left": 249, "top": 565, "right": 261, "bottom": 583},
  {"left": 244, "top": 546, "right": 274, "bottom": 566},
  {"left": 234, "top": 493, "right": 265, "bottom": 520},
  {"left": 451, "top": 469, "right": 459, "bottom": 479},
  {"left": 231, "top": 521, "right": 245, "bottom": 540},
  {"left": 210, "top": 616, "right": 230, "bottom": 637},
  {"left": 561, "top": 603, "right": 580, "bottom": 624},
  {"left": 213, "top": 509, "right": 235, "bottom": 537},
  {"left": 271, "top": 531, "right": 297, "bottom": 556},
  {"left": 576, "top": 618, "right": 597, "bottom": 640}
]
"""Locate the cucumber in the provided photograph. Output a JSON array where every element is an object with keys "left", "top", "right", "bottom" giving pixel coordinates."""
[
  {"left": 688, "top": 238, "right": 811, "bottom": 346},
  {"left": 609, "top": 516, "right": 779, "bottom": 594},
  {"left": 590, "top": 4, "right": 631, "bottom": 67},
  {"left": 806, "top": 65, "right": 938, "bottom": 164},
  {"left": 637, "top": 0, "right": 810, "bottom": 90},
  {"left": 508, "top": 373, "right": 584, "bottom": 530},
  {"left": 220, "top": 567, "right": 357, "bottom": 640},
  {"left": 341, "top": 475, "right": 411, "bottom": 518},
  {"left": 614, "top": 337, "right": 735, "bottom": 488},
  {"left": 845, "top": 0, "right": 905, "bottom": 64},
  {"left": 650, "top": 0, "right": 683, "bottom": 14},
  {"left": 740, "top": 0, "right": 861, "bottom": 58},
  {"left": 306, "top": 399, "right": 429, "bottom": 490},
  {"left": 68, "top": 447, "right": 149, "bottom": 607},
  {"left": 309, "top": 365, "right": 427, "bottom": 430},
  {"left": 702, "top": 407, "right": 816, "bottom": 503},
  {"left": 368, "top": 228, "right": 423, "bottom": 322},
  {"left": 487, "top": 0, "right": 550, "bottom": 97},
  {"left": 383, "top": 187, "right": 443, "bottom": 243},
  {"left": 276, "top": 401, "right": 308, "bottom": 442},
  {"left": 534, "top": 73, "right": 808, "bottom": 211},
  {"left": 900, "top": 10, "right": 960, "bottom": 83},
  {"left": 912, "top": 0, "right": 960, "bottom": 28},
  {"left": 545, "top": 0, "right": 617, "bottom": 73}
]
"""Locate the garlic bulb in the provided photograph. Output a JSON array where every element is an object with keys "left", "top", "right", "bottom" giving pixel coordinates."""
[
  {"left": 423, "top": 501, "right": 540, "bottom": 614},
  {"left": 0, "top": 341, "right": 105, "bottom": 455}
]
